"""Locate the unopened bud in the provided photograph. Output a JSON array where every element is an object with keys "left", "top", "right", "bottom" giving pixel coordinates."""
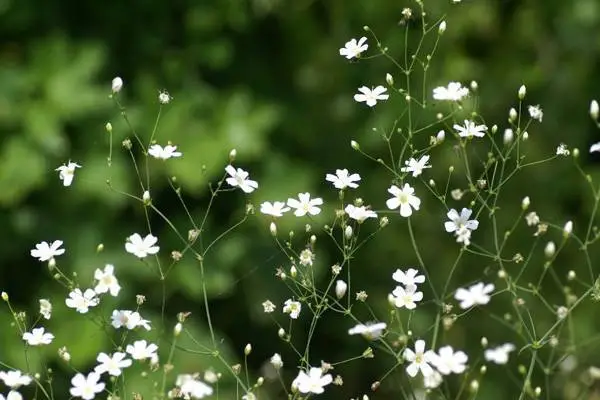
[
  {"left": 278, "top": 328, "right": 285, "bottom": 338},
  {"left": 438, "top": 21, "right": 447, "bottom": 34},
  {"left": 522, "top": 131, "right": 529, "bottom": 141},
  {"left": 229, "top": 149, "right": 237, "bottom": 162},
  {"left": 344, "top": 225, "right": 353, "bottom": 239},
  {"left": 436, "top": 130, "right": 445, "bottom": 143},
  {"left": 143, "top": 190, "right": 151, "bottom": 206},
  {"left": 1, "top": 292, "right": 7, "bottom": 301},
  {"left": 563, "top": 220, "right": 573, "bottom": 237},
  {"left": 385, "top": 73, "right": 394, "bottom": 86},
  {"left": 270, "top": 222, "right": 277, "bottom": 236},
  {"left": 509, "top": 108, "right": 518, "bottom": 122},
  {"left": 591, "top": 100, "right": 599, "bottom": 120},
  {"left": 351, "top": 140, "right": 360, "bottom": 150},
  {"left": 335, "top": 280, "right": 348, "bottom": 299},
  {"left": 96, "top": 243, "right": 104, "bottom": 253},
  {"left": 105, "top": 122, "right": 112, "bottom": 133},
  {"left": 244, "top": 343, "right": 252, "bottom": 356},
  {"left": 470, "top": 81, "right": 478, "bottom": 91},
  {"left": 111, "top": 77, "right": 123, "bottom": 93},
  {"left": 290, "top": 265, "right": 297, "bottom": 278},
  {"left": 521, "top": 196, "right": 530, "bottom": 210},
  {"left": 503, "top": 128, "right": 514, "bottom": 145},
  {"left": 518, "top": 85, "right": 526, "bottom": 100},
  {"left": 544, "top": 241, "right": 556, "bottom": 258}
]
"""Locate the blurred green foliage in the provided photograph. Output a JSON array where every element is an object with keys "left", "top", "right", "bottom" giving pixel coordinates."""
[{"left": 3, "top": 0, "right": 600, "bottom": 399}]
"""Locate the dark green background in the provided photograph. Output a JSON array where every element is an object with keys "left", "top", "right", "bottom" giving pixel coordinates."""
[{"left": 2, "top": 0, "right": 600, "bottom": 399}]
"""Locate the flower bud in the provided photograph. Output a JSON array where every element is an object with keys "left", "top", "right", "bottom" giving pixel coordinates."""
[
  {"left": 244, "top": 343, "right": 252, "bottom": 356},
  {"left": 563, "top": 220, "right": 573, "bottom": 237},
  {"left": 521, "top": 196, "right": 530, "bottom": 210},
  {"left": 105, "top": 122, "right": 113, "bottom": 133},
  {"left": 278, "top": 328, "right": 285, "bottom": 338},
  {"left": 174, "top": 322, "right": 182, "bottom": 336},
  {"left": 518, "top": 85, "right": 526, "bottom": 100},
  {"left": 111, "top": 77, "right": 123, "bottom": 93},
  {"left": 436, "top": 130, "right": 445, "bottom": 143},
  {"left": 1, "top": 292, "right": 7, "bottom": 301},
  {"left": 591, "top": 100, "right": 599, "bottom": 120},
  {"left": 522, "top": 131, "right": 529, "bottom": 141},
  {"left": 438, "top": 21, "right": 447, "bottom": 34},
  {"left": 509, "top": 108, "right": 518, "bottom": 122},
  {"left": 503, "top": 128, "right": 514, "bottom": 145},
  {"left": 270, "top": 222, "right": 277, "bottom": 236},
  {"left": 351, "top": 140, "right": 360, "bottom": 150},
  {"left": 344, "top": 225, "right": 353, "bottom": 239},
  {"left": 335, "top": 280, "right": 348, "bottom": 299},
  {"left": 470, "top": 81, "right": 478, "bottom": 91},
  {"left": 544, "top": 241, "right": 556, "bottom": 258},
  {"left": 290, "top": 265, "right": 297, "bottom": 278},
  {"left": 143, "top": 190, "right": 151, "bottom": 206},
  {"left": 229, "top": 148, "right": 237, "bottom": 162},
  {"left": 386, "top": 73, "right": 394, "bottom": 86}
]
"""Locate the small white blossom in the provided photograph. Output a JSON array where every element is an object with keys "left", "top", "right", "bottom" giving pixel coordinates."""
[
  {"left": 556, "top": 143, "right": 570, "bottom": 156},
  {"left": 484, "top": 343, "right": 515, "bottom": 365},
  {"left": 392, "top": 268, "right": 425, "bottom": 287},
  {"left": 176, "top": 374, "right": 213, "bottom": 399},
  {"left": 0, "top": 370, "right": 32, "bottom": 389},
  {"left": 339, "top": 37, "right": 368, "bottom": 59},
  {"left": 260, "top": 201, "right": 290, "bottom": 217},
  {"left": 283, "top": 299, "right": 301, "bottom": 319},
  {"left": 70, "top": 372, "right": 105, "bottom": 400},
  {"left": 345, "top": 204, "right": 377, "bottom": 222},
  {"left": 125, "top": 233, "right": 159, "bottom": 258},
  {"left": 262, "top": 300, "right": 276, "bottom": 313},
  {"left": 287, "top": 193, "right": 323, "bottom": 216},
  {"left": 325, "top": 169, "right": 361, "bottom": 189},
  {"left": 423, "top": 371, "right": 443, "bottom": 389},
  {"left": 454, "top": 120, "right": 487, "bottom": 138},
  {"left": 111, "top": 77, "right": 123, "bottom": 93},
  {"left": 431, "top": 346, "right": 468, "bottom": 375},
  {"left": 404, "top": 340, "right": 436, "bottom": 377},
  {"left": 525, "top": 211, "right": 540, "bottom": 226},
  {"left": 126, "top": 340, "right": 158, "bottom": 360},
  {"left": 148, "top": 144, "right": 182, "bottom": 160},
  {"left": 111, "top": 310, "right": 151, "bottom": 330},
  {"left": 39, "top": 299, "right": 52, "bottom": 320},
  {"left": 432, "top": 82, "right": 469, "bottom": 101},
  {"left": 391, "top": 285, "right": 423, "bottom": 310},
  {"left": 65, "top": 288, "right": 100, "bottom": 314},
  {"left": 292, "top": 368, "right": 333, "bottom": 394},
  {"left": 56, "top": 161, "right": 82, "bottom": 187},
  {"left": 348, "top": 322, "right": 387, "bottom": 340},
  {"left": 354, "top": 86, "right": 389, "bottom": 107},
  {"left": 454, "top": 282, "right": 494, "bottom": 309},
  {"left": 386, "top": 184, "right": 421, "bottom": 217},
  {"left": 528, "top": 105, "right": 543, "bottom": 122},
  {"left": 400, "top": 155, "right": 432, "bottom": 177},
  {"left": 590, "top": 142, "right": 600, "bottom": 153},
  {"left": 94, "top": 352, "right": 132, "bottom": 376},
  {"left": 23, "top": 327, "right": 54, "bottom": 346},
  {"left": 31, "top": 240, "right": 65, "bottom": 262},
  {"left": 270, "top": 353, "right": 283, "bottom": 369},
  {"left": 444, "top": 208, "right": 479, "bottom": 245},
  {"left": 225, "top": 165, "right": 258, "bottom": 193},
  {"left": 93, "top": 264, "right": 121, "bottom": 296},
  {"left": 158, "top": 90, "right": 172, "bottom": 104}
]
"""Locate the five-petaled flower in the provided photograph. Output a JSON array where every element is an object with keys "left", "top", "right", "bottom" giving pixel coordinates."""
[
  {"left": 392, "top": 268, "right": 425, "bottom": 287},
  {"left": 432, "top": 82, "right": 469, "bottom": 101},
  {"left": 70, "top": 372, "right": 105, "bottom": 400},
  {"left": 111, "top": 309, "right": 151, "bottom": 330},
  {"left": 484, "top": 343, "right": 515, "bottom": 365},
  {"left": 386, "top": 184, "right": 421, "bottom": 217},
  {"left": 56, "top": 161, "right": 82, "bottom": 187},
  {"left": 339, "top": 37, "right": 368, "bottom": 59},
  {"left": 325, "top": 169, "right": 361, "bottom": 189},
  {"left": 454, "top": 282, "right": 494, "bottom": 309},
  {"left": 348, "top": 322, "right": 387, "bottom": 340},
  {"left": 431, "top": 346, "right": 468, "bottom": 375},
  {"left": 260, "top": 201, "right": 290, "bottom": 217},
  {"left": 66, "top": 288, "right": 100, "bottom": 314},
  {"left": 401, "top": 155, "right": 432, "bottom": 177},
  {"left": 391, "top": 285, "right": 423, "bottom": 310},
  {"left": 94, "top": 352, "right": 132, "bottom": 377},
  {"left": 148, "top": 144, "right": 182, "bottom": 160},
  {"left": 125, "top": 233, "right": 159, "bottom": 258},
  {"left": 175, "top": 374, "right": 213, "bottom": 399},
  {"left": 93, "top": 264, "right": 121, "bottom": 297},
  {"left": 354, "top": 86, "right": 389, "bottom": 107},
  {"left": 23, "top": 327, "right": 54, "bottom": 346},
  {"left": 345, "top": 204, "right": 377, "bottom": 223},
  {"left": 225, "top": 165, "right": 258, "bottom": 193},
  {"left": 0, "top": 370, "right": 32, "bottom": 389},
  {"left": 283, "top": 299, "right": 302, "bottom": 319},
  {"left": 126, "top": 340, "right": 159, "bottom": 361},
  {"left": 287, "top": 193, "right": 323, "bottom": 217},
  {"left": 292, "top": 367, "right": 333, "bottom": 394},
  {"left": 404, "top": 340, "right": 436, "bottom": 377},
  {"left": 454, "top": 120, "right": 487, "bottom": 138},
  {"left": 31, "top": 240, "right": 65, "bottom": 262},
  {"left": 444, "top": 208, "right": 479, "bottom": 245}
]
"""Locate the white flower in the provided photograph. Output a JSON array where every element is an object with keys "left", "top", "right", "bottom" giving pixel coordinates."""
[
  {"left": 0, "top": 370, "right": 32, "bottom": 389},
  {"left": 287, "top": 193, "right": 323, "bottom": 216},
  {"left": 22, "top": 327, "right": 54, "bottom": 346},
  {"left": 432, "top": 82, "right": 469, "bottom": 101},
  {"left": 400, "top": 155, "right": 432, "bottom": 177},
  {"left": 292, "top": 367, "right": 333, "bottom": 394},
  {"left": 148, "top": 144, "right": 182, "bottom": 160},
  {"left": 392, "top": 268, "right": 425, "bottom": 287},
  {"left": 345, "top": 204, "right": 377, "bottom": 222},
  {"left": 454, "top": 120, "right": 487, "bottom": 138},
  {"left": 69, "top": 372, "right": 105, "bottom": 400},
  {"left": 348, "top": 322, "right": 387, "bottom": 340},
  {"left": 94, "top": 352, "right": 132, "bottom": 376},
  {"left": 339, "top": 37, "right": 368, "bottom": 59},
  {"left": 111, "top": 77, "right": 123, "bottom": 93},
  {"left": 325, "top": 169, "right": 361, "bottom": 189},
  {"left": 354, "top": 86, "right": 389, "bottom": 107},
  {"left": 444, "top": 208, "right": 479, "bottom": 242},
  {"left": 111, "top": 310, "right": 151, "bottom": 330},
  {"left": 404, "top": 340, "right": 436, "bottom": 377},
  {"left": 126, "top": 340, "right": 158, "bottom": 360},
  {"left": 454, "top": 282, "right": 494, "bottom": 309},
  {"left": 590, "top": 142, "right": 600, "bottom": 153},
  {"left": 525, "top": 211, "right": 540, "bottom": 226},
  {"left": 262, "top": 300, "right": 276, "bottom": 313},
  {"left": 176, "top": 374, "right": 213, "bottom": 399},
  {"left": 39, "top": 299, "right": 52, "bottom": 320},
  {"left": 528, "top": 105, "right": 543, "bottom": 122},
  {"left": 385, "top": 184, "right": 421, "bottom": 217},
  {"left": 484, "top": 343, "right": 515, "bottom": 365},
  {"left": 431, "top": 346, "right": 468, "bottom": 375},
  {"left": 225, "top": 165, "right": 258, "bottom": 193},
  {"left": 125, "top": 233, "right": 159, "bottom": 258},
  {"left": 423, "top": 370, "right": 443, "bottom": 389},
  {"left": 93, "top": 264, "right": 121, "bottom": 297},
  {"left": 556, "top": 143, "right": 570, "bottom": 156},
  {"left": 283, "top": 299, "right": 301, "bottom": 319},
  {"left": 270, "top": 353, "right": 283, "bottom": 369},
  {"left": 391, "top": 285, "right": 423, "bottom": 310},
  {"left": 158, "top": 90, "right": 172, "bottom": 104},
  {"left": 65, "top": 288, "right": 100, "bottom": 314},
  {"left": 30, "top": 240, "right": 65, "bottom": 262},
  {"left": 56, "top": 161, "right": 82, "bottom": 186},
  {"left": 260, "top": 201, "right": 290, "bottom": 217}
]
